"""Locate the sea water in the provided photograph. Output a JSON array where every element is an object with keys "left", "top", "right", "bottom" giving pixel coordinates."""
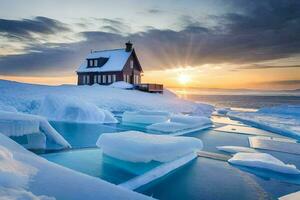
[{"left": 39, "top": 117, "right": 300, "bottom": 200}]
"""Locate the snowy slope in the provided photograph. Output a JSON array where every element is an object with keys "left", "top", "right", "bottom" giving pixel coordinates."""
[
  {"left": 0, "top": 133, "right": 153, "bottom": 200},
  {"left": 0, "top": 80, "right": 213, "bottom": 116}
]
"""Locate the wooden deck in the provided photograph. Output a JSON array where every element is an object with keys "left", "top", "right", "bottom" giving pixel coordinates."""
[{"left": 136, "top": 83, "right": 163, "bottom": 93}]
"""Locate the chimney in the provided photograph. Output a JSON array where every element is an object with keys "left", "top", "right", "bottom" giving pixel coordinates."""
[{"left": 125, "top": 41, "right": 133, "bottom": 52}]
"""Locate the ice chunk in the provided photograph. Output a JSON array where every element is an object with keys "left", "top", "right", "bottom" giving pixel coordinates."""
[
  {"left": 147, "top": 122, "right": 189, "bottom": 133},
  {"left": 39, "top": 95, "right": 117, "bottom": 123},
  {"left": 249, "top": 136, "right": 300, "bottom": 155},
  {"left": 258, "top": 105, "right": 300, "bottom": 116},
  {"left": 0, "top": 188, "right": 55, "bottom": 200},
  {"left": 122, "top": 110, "right": 170, "bottom": 124},
  {"left": 279, "top": 191, "right": 300, "bottom": 200},
  {"left": 147, "top": 115, "right": 212, "bottom": 134},
  {"left": 0, "top": 111, "right": 70, "bottom": 150},
  {"left": 228, "top": 153, "right": 300, "bottom": 174},
  {"left": 109, "top": 81, "right": 133, "bottom": 89},
  {"left": 96, "top": 131, "right": 203, "bottom": 163},
  {"left": 170, "top": 115, "right": 212, "bottom": 128},
  {"left": 217, "top": 146, "right": 257, "bottom": 154},
  {"left": 120, "top": 152, "right": 197, "bottom": 190}
]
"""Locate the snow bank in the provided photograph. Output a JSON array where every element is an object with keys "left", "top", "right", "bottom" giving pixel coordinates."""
[
  {"left": 122, "top": 110, "right": 170, "bottom": 124},
  {"left": 39, "top": 95, "right": 118, "bottom": 123},
  {"left": 0, "top": 111, "right": 70, "bottom": 150},
  {"left": 229, "top": 153, "right": 300, "bottom": 174},
  {"left": 0, "top": 79, "right": 212, "bottom": 115},
  {"left": 0, "top": 133, "right": 152, "bottom": 200},
  {"left": 119, "top": 152, "right": 197, "bottom": 190},
  {"left": 217, "top": 146, "right": 257, "bottom": 154},
  {"left": 228, "top": 106, "right": 300, "bottom": 138},
  {"left": 109, "top": 81, "right": 133, "bottom": 89},
  {"left": 147, "top": 115, "right": 212, "bottom": 134},
  {"left": 96, "top": 131, "right": 203, "bottom": 163}
]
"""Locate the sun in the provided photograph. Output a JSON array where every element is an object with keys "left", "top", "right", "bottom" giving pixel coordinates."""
[{"left": 177, "top": 74, "right": 191, "bottom": 85}]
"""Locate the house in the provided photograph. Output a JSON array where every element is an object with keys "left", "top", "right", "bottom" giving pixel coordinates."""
[{"left": 77, "top": 41, "right": 143, "bottom": 85}]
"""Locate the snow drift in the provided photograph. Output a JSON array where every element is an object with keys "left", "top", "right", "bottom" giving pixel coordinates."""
[
  {"left": 96, "top": 131, "right": 203, "bottom": 163},
  {"left": 109, "top": 81, "right": 133, "bottom": 89},
  {"left": 229, "top": 152, "right": 300, "bottom": 174},
  {"left": 0, "top": 111, "right": 70, "bottom": 150},
  {"left": 0, "top": 79, "right": 212, "bottom": 116},
  {"left": 38, "top": 95, "right": 118, "bottom": 123},
  {"left": 0, "top": 133, "right": 152, "bottom": 200}
]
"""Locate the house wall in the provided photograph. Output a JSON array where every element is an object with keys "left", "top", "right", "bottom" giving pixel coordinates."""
[{"left": 77, "top": 49, "right": 143, "bottom": 85}]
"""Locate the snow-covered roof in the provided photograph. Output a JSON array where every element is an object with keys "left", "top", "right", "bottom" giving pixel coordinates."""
[{"left": 77, "top": 48, "right": 132, "bottom": 73}]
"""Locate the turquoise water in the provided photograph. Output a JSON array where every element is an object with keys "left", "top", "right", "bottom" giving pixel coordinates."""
[{"left": 39, "top": 117, "right": 300, "bottom": 200}]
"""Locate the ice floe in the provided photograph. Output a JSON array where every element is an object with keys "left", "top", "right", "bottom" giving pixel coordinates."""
[
  {"left": 96, "top": 131, "right": 203, "bottom": 163},
  {"left": 147, "top": 115, "right": 212, "bottom": 134},
  {"left": 229, "top": 153, "right": 300, "bottom": 174},
  {"left": 119, "top": 152, "right": 197, "bottom": 190},
  {"left": 214, "top": 124, "right": 275, "bottom": 136},
  {"left": 0, "top": 111, "right": 70, "bottom": 150},
  {"left": 228, "top": 105, "right": 300, "bottom": 138},
  {"left": 217, "top": 146, "right": 257, "bottom": 154},
  {"left": 0, "top": 133, "right": 153, "bottom": 200},
  {"left": 122, "top": 110, "right": 170, "bottom": 124},
  {"left": 39, "top": 95, "right": 118, "bottom": 124}
]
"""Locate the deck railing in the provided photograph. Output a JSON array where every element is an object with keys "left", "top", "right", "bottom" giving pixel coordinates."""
[{"left": 136, "top": 83, "right": 163, "bottom": 93}]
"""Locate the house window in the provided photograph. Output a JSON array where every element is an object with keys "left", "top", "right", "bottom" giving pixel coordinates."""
[
  {"left": 94, "top": 60, "right": 98, "bottom": 67},
  {"left": 98, "top": 75, "right": 101, "bottom": 83},
  {"left": 108, "top": 75, "right": 111, "bottom": 83},
  {"left": 94, "top": 75, "right": 97, "bottom": 84},
  {"left": 103, "top": 75, "right": 106, "bottom": 84},
  {"left": 112, "top": 74, "right": 116, "bottom": 82},
  {"left": 89, "top": 60, "right": 93, "bottom": 67},
  {"left": 86, "top": 75, "right": 90, "bottom": 85},
  {"left": 130, "top": 59, "right": 134, "bottom": 69},
  {"left": 82, "top": 75, "right": 86, "bottom": 85}
]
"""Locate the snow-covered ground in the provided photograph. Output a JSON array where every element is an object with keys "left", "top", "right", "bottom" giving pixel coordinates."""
[
  {"left": 0, "top": 80, "right": 213, "bottom": 117},
  {"left": 228, "top": 105, "right": 300, "bottom": 139},
  {"left": 0, "top": 133, "right": 153, "bottom": 200}
]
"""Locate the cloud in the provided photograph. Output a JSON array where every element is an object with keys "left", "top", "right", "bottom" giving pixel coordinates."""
[
  {"left": 0, "top": 16, "right": 70, "bottom": 39},
  {"left": 242, "top": 64, "right": 300, "bottom": 69},
  {"left": 147, "top": 9, "right": 163, "bottom": 14},
  {"left": 257, "top": 80, "right": 300, "bottom": 86},
  {"left": 0, "top": 0, "right": 300, "bottom": 76}
]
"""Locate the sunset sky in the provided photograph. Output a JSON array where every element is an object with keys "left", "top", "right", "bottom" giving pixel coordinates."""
[{"left": 0, "top": 0, "right": 300, "bottom": 90}]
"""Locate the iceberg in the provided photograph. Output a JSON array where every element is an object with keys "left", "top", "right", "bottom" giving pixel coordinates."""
[
  {"left": 0, "top": 133, "right": 152, "bottom": 200},
  {"left": 216, "top": 146, "right": 257, "bottom": 154},
  {"left": 38, "top": 95, "right": 118, "bottom": 124},
  {"left": 0, "top": 111, "right": 70, "bottom": 150},
  {"left": 122, "top": 110, "right": 170, "bottom": 124},
  {"left": 228, "top": 153, "right": 300, "bottom": 174},
  {"left": 96, "top": 131, "right": 203, "bottom": 163},
  {"left": 147, "top": 115, "right": 212, "bottom": 134}
]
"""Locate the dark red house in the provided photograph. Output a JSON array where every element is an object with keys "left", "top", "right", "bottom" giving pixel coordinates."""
[{"left": 77, "top": 42, "right": 143, "bottom": 85}]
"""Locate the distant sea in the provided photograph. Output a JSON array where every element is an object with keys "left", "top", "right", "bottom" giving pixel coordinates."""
[{"left": 170, "top": 88, "right": 300, "bottom": 109}]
